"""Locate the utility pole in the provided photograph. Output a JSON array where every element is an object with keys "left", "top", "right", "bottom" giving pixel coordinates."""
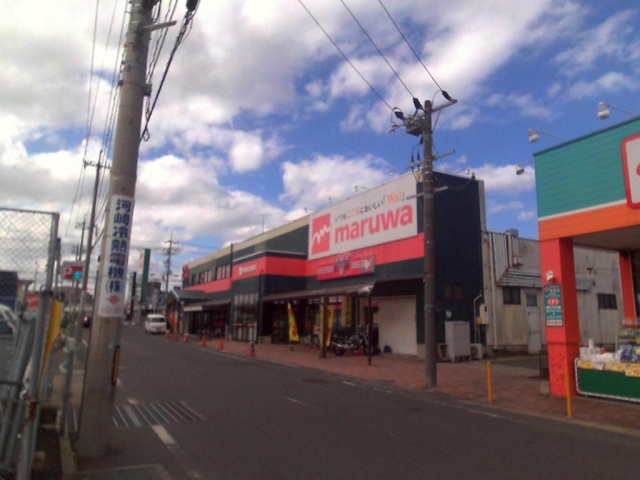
[
  {"left": 163, "top": 235, "right": 180, "bottom": 294},
  {"left": 75, "top": 159, "right": 102, "bottom": 346},
  {"left": 399, "top": 93, "right": 456, "bottom": 389},
  {"left": 421, "top": 100, "right": 438, "bottom": 388},
  {"left": 77, "top": 0, "right": 158, "bottom": 458}
]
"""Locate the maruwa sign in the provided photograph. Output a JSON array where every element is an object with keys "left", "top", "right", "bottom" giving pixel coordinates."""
[{"left": 308, "top": 174, "right": 417, "bottom": 260}]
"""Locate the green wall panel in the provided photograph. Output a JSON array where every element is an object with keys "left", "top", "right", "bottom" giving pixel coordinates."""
[{"left": 535, "top": 118, "right": 640, "bottom": 218}]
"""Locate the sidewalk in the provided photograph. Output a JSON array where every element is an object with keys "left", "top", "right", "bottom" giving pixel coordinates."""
[{"left": 48, "top": 334, "right": 640, "bottom": 479}]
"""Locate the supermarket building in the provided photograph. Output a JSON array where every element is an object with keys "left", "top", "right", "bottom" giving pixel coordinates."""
[{"left": 178, "top": 172, "right": 485, "bottom": 358}]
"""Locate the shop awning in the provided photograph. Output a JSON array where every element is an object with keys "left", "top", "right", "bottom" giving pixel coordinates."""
[
  {"left": 183, "top": 298, "right": 231, "bottom": 312},
  {"left": 263, "top": 282, "right": 375, "bottom": 302}
]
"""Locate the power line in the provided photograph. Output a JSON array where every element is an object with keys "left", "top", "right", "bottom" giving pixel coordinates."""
[
  {"left": 297, "top": 0, "right": 393, "bottom": 111},
  {"left": 339, "top": 0, "right": 414, "bottom": 98},
  {"left": 377, "top": 0, "right": 446, "bottom": 92},
  {"left": 147, "top": 0, "right": 179, "bottom": 84},
  {"left": 141, "top": 1, "right": 200, "bottom": 142}
]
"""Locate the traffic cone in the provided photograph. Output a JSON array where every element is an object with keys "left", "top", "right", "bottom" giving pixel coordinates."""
[
  {"left": 165, "top": 330, "right": 170, "bottom": 339},
  {"left": 218, "top": 337, "right": 224, "bottom": 350},
  {"left": 174, "top": 332, "right": 179, "bottom": 341},
  {"left": 248, "top": 341, "right": 256, "bottom": 357},
  {"left": 201, "top": 334, "right": 207, "bottom": 347},
  {"left": 184, "top": 333, "right": 190, "bottom": 343}
]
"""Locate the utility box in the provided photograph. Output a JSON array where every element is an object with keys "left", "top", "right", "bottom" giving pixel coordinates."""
[{"left": 445, "top": 321, "right": 471, "bottom": 362}]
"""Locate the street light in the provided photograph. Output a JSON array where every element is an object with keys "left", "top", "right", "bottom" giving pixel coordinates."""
[
  {"left": 528, "top": 128, "right": 567, "bottom": 143},
  {"left": 597, "top": 102, "right": 637, "bottom": 120},
  {"left": 515, "top": 159, "right": 534, "bottom": 175},
  {"left": 393, "top": 91, "right": 457, "bottom": 389}
]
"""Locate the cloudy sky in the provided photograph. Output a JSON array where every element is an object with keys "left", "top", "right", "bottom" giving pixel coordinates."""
[{"left": 1, "top": 0, "right": 639, "bottom": 287}]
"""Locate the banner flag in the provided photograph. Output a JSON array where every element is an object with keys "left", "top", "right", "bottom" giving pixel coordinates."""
[
  {"left": 288, "top": 302, "right": 299, "bottom": 342},
  {"left": 325, "top": 305, "right": 335, "bottom": 347}
]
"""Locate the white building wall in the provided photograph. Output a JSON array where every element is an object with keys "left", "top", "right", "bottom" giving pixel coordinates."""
[{"left": 485, "top": 232, "right": 624, "bottom": 354}]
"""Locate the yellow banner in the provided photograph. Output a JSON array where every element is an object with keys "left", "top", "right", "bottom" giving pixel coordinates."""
[
  {"left": 342, "top": 296, "right": 352, "bottom": 328},
  {"left": 287, "top": 302, "right": 299, "bottom": 342},
  {"left": 44, "top": 299, "right": 63, "bottom": 365},
  {"left": 325, "top": 305, "right": 335, "bottom": 347}
]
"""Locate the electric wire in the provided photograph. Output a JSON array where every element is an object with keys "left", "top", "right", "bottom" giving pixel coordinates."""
[
  {"left": 147, "top": 0, "right": 178, "bottom": 85},
  {"left": 141, "top": 2, "right": 200, "bottom": 142},
  {"left": 65, "top": 1, "right": 102, "bottom": 237},
  {"left": 339, "top": 0, "right": 414, "bottom": 98},
  {"left": 297, "top": 0, "right": 393, "bottom": 111},
  {"left": 377, "top": 0, "right": 446, "bottom": 93}
]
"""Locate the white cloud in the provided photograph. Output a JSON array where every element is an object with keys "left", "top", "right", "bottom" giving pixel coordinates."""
[
  {"left": 554, "top": 9, "right": 638, "bottom": 76},
  {"left": 280, "top": 154, "right": 390, "bottom": 210},
  {"left": 567, "top": 72, "right": 639, "bottom": 99},
  {"left": 474, "top": 164, "right": 536, "bottom": 196}
]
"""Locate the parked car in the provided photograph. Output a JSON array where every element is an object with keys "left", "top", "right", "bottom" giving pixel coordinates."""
[
  {"left": 0, "top": 304, "right": 17, "bottom": 335},
  {"left": 144, "top": 314, "right": 167, "bottom": 334}
]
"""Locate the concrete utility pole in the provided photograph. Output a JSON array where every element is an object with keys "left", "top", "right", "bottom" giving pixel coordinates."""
[
  {"left": 163, "top": 235, "right": 180, "bottom": 294},
  {"left": 421, "top": 100, "right": 438, "bottom": 388},
  {"left": 77, "top": 0, "right": 157, "bottom": 458},
  {"left": 402, "top": 94, "right": 456, "bottom": 389}
]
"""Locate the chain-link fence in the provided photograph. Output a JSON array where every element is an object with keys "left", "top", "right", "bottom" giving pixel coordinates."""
[{"left": 0, "top": 207, "right": 59, "bottom": 479}]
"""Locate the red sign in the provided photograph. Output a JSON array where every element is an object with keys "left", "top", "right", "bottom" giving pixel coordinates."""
[
  {"left": 62, "top": 261, "right": 84, "bottom": 280},
  {"left": 26, "top": 292, "right": 39, "bottom": 310},
  {"left": 623, "top": 133, "right": 640, "bottom": 208},
  {"left": 311, "top": 214, "right": 331, "bottom": 256},
  {"left": 317, "top": 254, "right": 375, "bottom": 280}
]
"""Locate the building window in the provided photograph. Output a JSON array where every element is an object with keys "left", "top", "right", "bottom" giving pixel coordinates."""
[
  {"left": 597, "top": 293, "right": 617, "bottom": 310},
  {"left": 216, "top": 264, "right": 231, "bottom": 280},
  {"left": 443, "top": 283, "right": 463, "bottom": 301},
  {"left": 503, "top": 287, "right": 521, "bottom": 305}
]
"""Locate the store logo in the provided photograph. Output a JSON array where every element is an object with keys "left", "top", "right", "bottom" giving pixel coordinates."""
[
  {"left": 311, "top": 214, "right": 331, "bottom": 255},
  {"left": 334, "top": 205, "right": 413, "bottom": 244},
  {"left": 623, "top": 133, "right": 640, "bottom": 208}
]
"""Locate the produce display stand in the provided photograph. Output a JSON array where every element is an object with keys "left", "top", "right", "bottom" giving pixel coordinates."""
[
  {"left": 575, "top": 328, "right": 640, "bottom": 404},
  {"left": 575, "top": 359, "right": 640, "bottom": 403}
]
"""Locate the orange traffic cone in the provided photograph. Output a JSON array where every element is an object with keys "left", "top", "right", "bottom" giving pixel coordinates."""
[
  {"left": 202, "top": 334, "right": 207, "bottom": 347},
  {"left": 184, "top": 333, "right": 190, "bottom": 343},
  {"left": 218, "top": 337, "right": 224, "bottom": 350},
  {"left": 248, "top": 341, "right": 256, "bottom": 357}
]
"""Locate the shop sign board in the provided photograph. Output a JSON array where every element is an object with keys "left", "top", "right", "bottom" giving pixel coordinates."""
[
  {"left": 622, "top": 133, "right": 640, "bottom": 208},
  {"left": 62, "top": 261, "right": 84, "bottom": 280},
  {"left": 544, "top": 284, "right": 563, "bottom": 327},
  {"left": 317, "top": 253, "right": 375, "bottom": 280},
  {"left": 97, "top": 195, "right": 134, "bottom": 318},
  {"left": 308, "top": 174, "right": 417, "bottom": 260}
]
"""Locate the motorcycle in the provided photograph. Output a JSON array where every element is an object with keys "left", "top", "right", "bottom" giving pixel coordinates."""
[{"left": 331, "top": 327, "right": 372, "bottom": 356}]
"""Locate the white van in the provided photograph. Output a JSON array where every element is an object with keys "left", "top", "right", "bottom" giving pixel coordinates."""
[
  {"left": 144, "top": 313, "right": 167, "bottom": 334},
  {"left": 0, "top": 304, "right": 17, "bottom": 335}
]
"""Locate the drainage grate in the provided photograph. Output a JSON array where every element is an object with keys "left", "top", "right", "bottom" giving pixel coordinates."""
[{"left": 113, "top": 401, "right": 205, "bottom": 429}]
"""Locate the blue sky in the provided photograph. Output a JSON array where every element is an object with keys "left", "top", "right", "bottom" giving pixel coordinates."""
[{"left": 1, "top": 0, "right": 639, "bottom": 289}]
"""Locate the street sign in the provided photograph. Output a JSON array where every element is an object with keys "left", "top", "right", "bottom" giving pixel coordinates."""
[
  {"left": 62, "top": 261, "right": 84, "bottom": 280},
  {"left": 544, "top": 284, "right": 563, "bottom": 327}
]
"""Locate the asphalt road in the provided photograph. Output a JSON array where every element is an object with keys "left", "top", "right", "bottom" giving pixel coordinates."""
[{"left": 80, "top": 324, "right": 640, "bottom": 480}]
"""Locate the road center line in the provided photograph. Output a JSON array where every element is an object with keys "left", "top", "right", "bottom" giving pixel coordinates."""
[{"left": 282, "top": 396, "right": 322, "bottom": 410}]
